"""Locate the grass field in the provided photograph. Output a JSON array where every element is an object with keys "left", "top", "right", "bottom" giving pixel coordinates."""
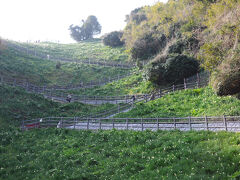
[
  {"left": 0, "top": 45, "right": 130, "bottom": 86},
  {"left": 66, "top": 70, "right": 156, "bottom": 96},
  {"left": 115, "top": 87, "right": 240, "bottom": 118},
  {"left": 9, "top": 39, "right": 129, "bottom": 62},
  {"left": 1, "top": 128, "right": 240, "bottom": 179}
]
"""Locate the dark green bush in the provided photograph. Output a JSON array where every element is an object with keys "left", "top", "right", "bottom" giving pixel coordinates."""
[
  {"left": 130, "top": 33, "right": 166, "bottom": 60},
  {"left": 168, "top": 40, "right": 185, "bottom": 54},
  {"left": 144, "top": 55, "right": 199, "bottom": 85},
  {"left": 102, "top": 31, "right": 124, "bottom": 47},
  {"left": 211, "top": 55, "right": 240, "bottom": 96},
  {"left": 144, "top": 60, "right": 166, "bottom": 85},
  {"left": 164, "top": 55, "right": 199, "bottom": 83}
]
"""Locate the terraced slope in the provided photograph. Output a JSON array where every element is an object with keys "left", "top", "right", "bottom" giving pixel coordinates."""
[
  {"left": 0, "top": 85, "right": 117, "bottom": 127},
  {"left": 0, "top": 41, "right": 130, "bottom": 86},
  {"left": 6, "top": 39, "right": 129, "bottom": 62}
]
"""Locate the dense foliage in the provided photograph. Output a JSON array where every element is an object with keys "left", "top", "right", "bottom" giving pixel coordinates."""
[
  {"left": 1, "top": 128, "right": 240, "bottom": 179},
  {"left": 69, "top": 15, "right": 101, "bottom": 42},
  {"left": 102, "top": 31, "right": 124, "bottom": 47},
  {"left": 122, "top": 0, "right": 240, "bottom": 95},
  {"left": 144, "top": 54, "right": 199, "bottom": 85}
]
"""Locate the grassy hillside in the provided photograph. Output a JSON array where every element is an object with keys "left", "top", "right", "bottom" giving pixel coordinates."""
[
  {"left": 67, "top": 70, "right": 156, "bottom": 96},
  {"left": 0, "top": 45, "right": 130, "bottom": 86},
  {"left": 10, "top": 39, "right": 129, "bottom": 62},
  {"left": 1, "top": 129, "right": 240, "bottom": 179},
  {"left": 0, "top": 85, "right": 116, "bottom": 127},
  {"left": 115, "top": 87, "right": 240, "bottom": 118}
]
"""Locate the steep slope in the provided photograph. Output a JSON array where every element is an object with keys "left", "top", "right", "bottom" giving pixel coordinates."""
[{"left": 0, "top": 41, "right": 130, "bottom": 86}]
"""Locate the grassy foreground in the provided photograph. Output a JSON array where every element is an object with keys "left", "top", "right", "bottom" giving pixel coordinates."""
[
  {"left": 116, "top": 87, "right": 240, "bottom": 118},
  {"left": 1, "top": 128, "right": 240, "bottom": 179}
]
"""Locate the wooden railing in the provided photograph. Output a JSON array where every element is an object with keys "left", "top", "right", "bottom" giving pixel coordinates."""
[
  {"left": 21, "top": 116, "right": 240, "bottom": 132},
  {"left": 1, "top": 75, "right": 208, "bottom": 104}
]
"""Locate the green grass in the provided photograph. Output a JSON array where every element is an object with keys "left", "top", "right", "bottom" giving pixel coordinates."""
[
  {"left": 0, "top": 47, "right": 130, "bottom": 86},
  {"left": 67, "top": 70, "right": 157, "bottom": 96},
  {"left": 11, "top": 39, "right": 129, "bottom": 62},
  {"left": 0, "top": 85, "right": 117, "bottom": 127},
  {"left": 1, "top": 128, "right": 240, "bottom": 179},
  {"left": 115, "top": 87, "right": 240, "bottom": 118}
]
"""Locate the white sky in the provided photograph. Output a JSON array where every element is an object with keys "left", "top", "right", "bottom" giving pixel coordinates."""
[{"left": 0, "top": 0, "right": 167, "bottom": 43}]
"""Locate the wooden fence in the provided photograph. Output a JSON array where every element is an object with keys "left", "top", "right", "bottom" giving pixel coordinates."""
[
  {"left": 21, "top": 116, "right": 240, "bottom": 132},
  {"left": 5, "top": 40, "right": 135, "bottom": 69},
  {"left": 1, "top": 75, "right": 208, "bottom": 104}
]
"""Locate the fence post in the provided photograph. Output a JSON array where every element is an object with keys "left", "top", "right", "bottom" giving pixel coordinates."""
[
  {"left": 141, "top": 118, "right": 143, "bottom": 131},
  {"left": 87, "top": 118, "right": 89, "bottom": 130},
  {"left": 126, "top": 118, "right": 128, "bottom": 130},
  {"left": 112, "top": 119, "right": 115, "bottom": 129},
  {"left": 184, "top": 78, "right": 187, "bottom": 90},
  {"left": 61, "top": 117, "right": 63, "bottom": 128},
  {"left": 173, "top": 84, "right": 175, "bottom": 92},
  {"left": 159, "top": 89, "right": 161, "bottom": 98},
  {"left": 223, "top": 115, "right": 228, "bottom": 131},
  {"left": 189, "top": 116, "right": 192, "bottom": 130},
  {"left": 22, "top": 119, "right": 25, "bottom": 131},
  {"left": 205, "top": 116, "right": 209, "bottom": 131},
  {"left": 74, "top": 117, "right": 76, "bottom": 129},
  {"left": 174, "top": 118, "right": 176, "bottom": 130},
  {"left": 99, "top": 118, "right": 102, "bottom": 130},
  {"left": 157, "top": 118, "right": 159, "bottom": 131}
]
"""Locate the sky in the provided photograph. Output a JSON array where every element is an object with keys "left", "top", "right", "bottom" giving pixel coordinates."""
[{"left": 0, "top": 0, "right": 167, "bottom": 43}]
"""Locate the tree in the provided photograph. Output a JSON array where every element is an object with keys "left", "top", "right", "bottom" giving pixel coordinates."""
[
  {"left": 69, "top": 15, "right": 101, "bottom": 42},
  {"left": 102, "top": 31, "right": 124, "bottom": 47}
]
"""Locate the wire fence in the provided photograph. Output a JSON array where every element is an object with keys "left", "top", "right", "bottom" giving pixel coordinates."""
[
  {"left": 5, "top": 40, "right": 135, "bottom": 69},
  {"left": 21, "top": 116, "right": 240, "bottom": 132}
]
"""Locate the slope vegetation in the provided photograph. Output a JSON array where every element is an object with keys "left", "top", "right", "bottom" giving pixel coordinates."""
[
  {"left": 115, "top": 87, "right": 240, "bottom": 118},
  {"left": 0, "top": 41, "right": 130, "bottom": 86}
]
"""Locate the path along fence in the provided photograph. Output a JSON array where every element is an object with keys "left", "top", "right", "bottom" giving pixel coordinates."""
[
  {"left": 21, "top": 116, "right": 240, "bottom": 132},
  {"left": 4, "top": 40, "right": 135, "bottom": 69},
  {"left": 19, "top": 79, "right": 209, "bottom": 131},
  {"left": 0, "top": 74, "right": 208, "bottom": 104}
]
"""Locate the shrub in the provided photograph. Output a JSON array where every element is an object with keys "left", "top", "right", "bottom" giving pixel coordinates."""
[
  {"left": 130, "top": 33, "right": 167, "bottom": 61},
  {"left": 144, "top": 60, "right": 166, "bottom": 85},
  {"left": 168, "top": 40, "right": 185, "bottom": 54},
  {"left": 144, "top": 55, "right": 199, "bottom": 85},
  {"left": 164, "top": 55, "right": 200, "bottom": 83},
  {"left": 102, "top": 31, "right": 124, "bottom": 47},
  {"left": 211, "top": 54, "right": 240, "bottom": 96},
  {"left": 56, "top": 62, "right": 62, "bottom": 69}
]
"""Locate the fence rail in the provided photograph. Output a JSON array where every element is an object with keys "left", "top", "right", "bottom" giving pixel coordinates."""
[
  {"left": 4, "top": 40, "right": 135, "bottom": 69},
  {"left": 1, "top": 75, "right": 208, "bottom": 104},
  {"left": 21, "top": 116, "right": 240, "bottom": 132}
]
